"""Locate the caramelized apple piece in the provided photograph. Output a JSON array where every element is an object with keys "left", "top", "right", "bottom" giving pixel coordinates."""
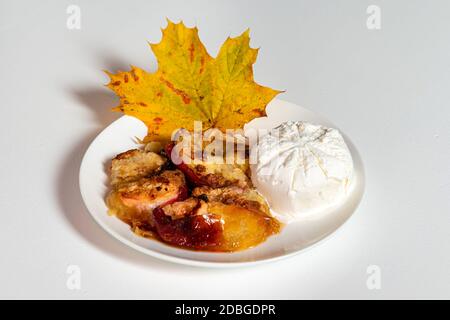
[
  {"left": 107, "top": 170, "right": 187, "bottom": 229},
  {"left": 110, "top": 149, "right": 166, "bottom": 186},
  {"left": 165, "top": 142, "right": 250, "bottom": 188},
  {"left": 207, "top": 203, "right": 280, "bottom": 251},
  {"left": 152, "top": 199, "right": 279, "bottom": 251},
  {"left": 160, "top": 197, "right": 201, "bottom": 220},
  {"left": 165, "top": 143, "right": 204, "bottom": 186},
  {"left": 153, "top": 199, "right": 222, "bottom": 249},
  {"left": 192, "top": 186, "right": 270, "bottom": 215}
]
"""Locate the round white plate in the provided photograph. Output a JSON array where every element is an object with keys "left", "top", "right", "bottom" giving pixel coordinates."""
[{"left": 79, "top": 99, "right": 365, "bottom": 267}]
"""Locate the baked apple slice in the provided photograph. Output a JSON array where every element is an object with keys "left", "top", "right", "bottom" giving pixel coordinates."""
[
  {"left": 207, "top": 202, "right": 280, "bottom": 252},
  {"left": 110, "top": 149, "right": 166, "bottom": 186},
  {"left": 107, "top": 170, "right": 187, "bottom": 231},
  {"left": 165, "top": 142, "right": 250, "bottom": 188},
  {"left": 152, "top": 198, "right": 223, "bottom": 250},
  {"left": 151, "top": 196, "right": 280, "bottom": 252},
  {"left": 192, "top": 185, "right": 270, "bottom": 216}
]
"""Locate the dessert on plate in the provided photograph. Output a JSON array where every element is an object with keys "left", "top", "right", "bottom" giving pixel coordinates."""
[
  {"left": 103, "top": 20, "right": 354, "bottom": 252},
  {"left": 107, "top": 145, "right": 280, "bottom": 251}
]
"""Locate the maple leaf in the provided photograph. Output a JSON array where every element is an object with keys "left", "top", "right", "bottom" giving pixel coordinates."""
[{"left": 106, "top": 19, "right": 282, "bottom": 142}]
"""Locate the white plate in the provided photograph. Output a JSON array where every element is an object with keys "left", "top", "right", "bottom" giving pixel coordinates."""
[{"left": 79, "top": 99, "right": 365, "bottom": 267}]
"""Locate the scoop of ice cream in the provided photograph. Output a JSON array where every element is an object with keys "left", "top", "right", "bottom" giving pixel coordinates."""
[{"left": 250, "top": 121, "right": 353, "bottom": 222}]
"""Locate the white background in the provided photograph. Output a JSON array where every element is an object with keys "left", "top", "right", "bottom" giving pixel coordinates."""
[{"left": 1, "top": 0, "right": 449, "bottom": 299}]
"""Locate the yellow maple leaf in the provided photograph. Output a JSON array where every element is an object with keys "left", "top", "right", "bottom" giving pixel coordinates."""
[{"left": 106, "top": 20, "right": 282, "bottom": 142}]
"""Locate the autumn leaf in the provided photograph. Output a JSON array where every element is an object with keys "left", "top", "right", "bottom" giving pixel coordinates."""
[{"left": 106, "top": 19, "right": 282, "bottom": 142}]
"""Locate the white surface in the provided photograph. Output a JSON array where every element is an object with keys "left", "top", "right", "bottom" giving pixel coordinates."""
[
  {"left": 79, "top": 101, "right": 364, "bottom": 267},
  {"left": 0, "top": 0, "right": 449, "bottom": 299}
]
